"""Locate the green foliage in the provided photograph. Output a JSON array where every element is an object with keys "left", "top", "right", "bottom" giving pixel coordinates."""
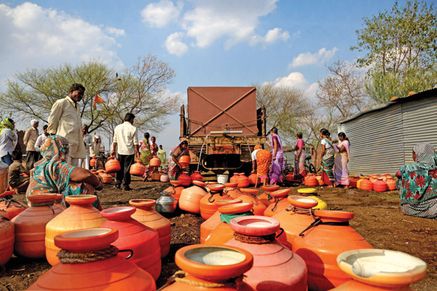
[
  {"left": 353, "top": 0, "right": 436, "bottom": 102},
  {"left": 0, "top": 56, "right": 179, "bottom": 135}
]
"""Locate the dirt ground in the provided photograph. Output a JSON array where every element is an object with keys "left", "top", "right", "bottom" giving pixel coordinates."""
[{"left": 1, "top": 180, "right": 436, "bottom": 291}]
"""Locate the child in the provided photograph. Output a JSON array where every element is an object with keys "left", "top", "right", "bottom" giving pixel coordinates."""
[{"left": 8, "top": 149, "right": 29, "bottom": 193}]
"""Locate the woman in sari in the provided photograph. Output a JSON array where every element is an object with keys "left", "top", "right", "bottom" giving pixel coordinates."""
[
  {"left": 26, "top": 135, "right": 103, "bottom": 208},
  {"left": 398, "top": 143, "right": 436, "bottom": 219},
  {"left": 269, "top": 127, "right": 284, "bottom": 185},
  {"left": 334, "top": 132, "right": 350, "bottom": 187},
  {"left": 293, "top": 132, "right": 306, "bottom": 177},
  {"left": 320, "top": 128, "right": 335, "bottom": 186},
  {"left": 139, "top": 132, "right": 151, "bottom": 165},
  {"left": 251, "top": 144, "right": 271, "bottom": 186},
  {"left": 168, "top": 140, "right": 189, "bottom": 180}
]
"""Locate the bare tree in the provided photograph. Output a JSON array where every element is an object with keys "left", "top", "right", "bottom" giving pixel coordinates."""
[
  {"left": 256, "top": 84, "right": 311, "bottom": 143},
  {"left": 317, "top": 61, "right": 368, "bottom": 119}
]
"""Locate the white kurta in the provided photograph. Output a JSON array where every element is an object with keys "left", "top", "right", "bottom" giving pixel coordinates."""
[{"left": 47, "top": 96, "right": 86, "bottom": 159}]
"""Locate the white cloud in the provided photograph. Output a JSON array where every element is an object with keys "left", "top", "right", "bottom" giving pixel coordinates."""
[
  {"left": 290, "top": 47, "right": 338, "bottom": 68},
  {"left": 0, "top": 2, "right": 124, "bottom": 85},
  {"left": 267, "top": 72, "right": 319, "bottom": 100},
  {"left": 165, "top": 32, "right": 188, "bottom": 56},
  {"left": 106, "top": 27, "right": 125, "bottom": 37},
  {"left": 141, "top": 0, "right": 182, "bottom": 28},
  {"left": 250, "top": 27, "right": 289, "bottom": 46}
]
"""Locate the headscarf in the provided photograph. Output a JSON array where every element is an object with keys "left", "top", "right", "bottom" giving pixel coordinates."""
[
  {"left": 0, "top": 118, "right": 15, "bottom": 135},
  {"left": 32, "top": 135, "right": 76, "bottom": 195},
  {"left": 413, "top": 143, "right": 435, "bottom": 167},
  {"left": 31, "top": 119, "right": 39, "bottom": 127}
]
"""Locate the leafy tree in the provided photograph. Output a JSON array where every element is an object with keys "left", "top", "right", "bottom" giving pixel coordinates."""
[
  {"left": 256, "top": 84, "right": 311, "bottom": 143},
  {"left": 353, "top": 0, "right": 436, "bottom": 102},
  {"left": 0, "top": 56, "right": 179, "bottom": 136}
]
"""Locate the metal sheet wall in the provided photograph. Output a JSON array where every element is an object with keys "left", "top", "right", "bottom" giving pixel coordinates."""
[
  {"left": 401, "top": 97, "right": 437, "bottom": 163},
  {"left": 341, "top": 104, "right": 405, "bottom": 175}
]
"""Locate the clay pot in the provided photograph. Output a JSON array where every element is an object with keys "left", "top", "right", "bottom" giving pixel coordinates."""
[
  {"left": 230, "top": 173, "right": 239, "bottom": 184},
  {"left": 0, "top": 216, "right": 14, "bottom": 266},
  {"left": 90, "top": 157, "right": 97, "bottom": 168},
  {"left": 226, "top": 216, "right": 308, "bottom": 290},
  {"left": 160, "top": 173, "right": 169, "bottom": 183},
  {"left": 248, "top": 173, "right": 259, "bottom": 186},
  {"left": 0, "top": 191, "right": 27, "bottom": 220},
  {"left": 237, "top": 174, "right": 250, "bottom": 188},
  {"left": 130, "top": 161, "right": 146, "bottom": 176},
  {"left": 30, "top": 228, "right": 156, "bottom": 290},
  {"left": 99, "top": 172, "right": 113, "bottom": 184},
  {"left": 373, "top": 180, "right": 388, "bottom": 192},
  {"left": 105, "top": 157, "right": 121, "bottom": 173},
  {"left": 161, "top": 244, "right": 253, "bottom": 290},
  {"left": 200, "top": 198, "right": 242, "bottom": 244},
  {"left": 275, "top": 199, "right": 373, "bottom": 290},
  {"left": 333, "top": 249, "right": 427, "bottom": 291},
  {"left": 178, "top": 155, "right": 190, "bottom": 168},
  {"left": 386, "top": 179, "right": 397, "bottom": 191},
  {"left": 101, "top": 206, "right": 161, "bottom": 279},
  {"left": 130, "top": 199, "right": 171, "bottom": 257},
  {"left": 149, "top": 156, "right": 161, "bottom": 167},
  {"left": 12, "top": 194, "right": 63, "bottom": 258},
  {"left": 190, "top": 171, "right": 204, "bottom": 181},
  {"left": 45, "top": 195, "right": 106, "bottom": 266},
  {"left": 178, "top": 172, "right": 192, "bottom": 187},
  {"left": 304, "top": 175, "right": 319, "bottom": 187},
  {"left": 179, "top": 185, "right": 208, "bottom": 214}
]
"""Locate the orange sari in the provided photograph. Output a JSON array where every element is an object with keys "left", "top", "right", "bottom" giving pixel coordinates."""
[{"left": 256, "top": 149, "right": 271, "bottom": 181}]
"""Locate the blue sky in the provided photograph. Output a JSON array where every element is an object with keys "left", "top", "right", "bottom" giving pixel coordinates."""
[{"left": 0, "top": 0, "right": 427, "bottom": 150}]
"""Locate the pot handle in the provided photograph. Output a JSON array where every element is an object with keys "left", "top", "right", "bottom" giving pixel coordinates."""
[
  {"left": 276, "top": 227, "right": 284, "bottom": 238},
  {"left": 118, "top": 249, "right": 134, "bottom": 259}
]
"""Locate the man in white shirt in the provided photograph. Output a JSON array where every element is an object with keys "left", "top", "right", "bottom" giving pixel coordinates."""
[
  {"left": 47, "top": 83, "right": 87, "bottom": 166},
  {"left": 35, "top": 125, "right": 49, "bottom": 152},
  {"left": 0, "top": 118, "right": 18, "bottom": 167},
  {"left": 23, "top": 119, "right": 39, "bottom": 170},
  {"left": 111, "top": 113, "right": 139, "bottom": 191}
]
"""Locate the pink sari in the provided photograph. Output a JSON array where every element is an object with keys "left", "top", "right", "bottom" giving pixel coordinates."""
[
  {"left": 294, "top": 138, "right": 306, "bottom": 176},
  {"left": 269, "top": 133, "right": 284, "bottom": 184},
  {"left": 334, "top": 140, "right": 350, "bottom": 186}
]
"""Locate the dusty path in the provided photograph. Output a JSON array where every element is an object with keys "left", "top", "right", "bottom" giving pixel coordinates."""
[{"left": 1, "top": 181, "right": 435, "bottom": 290}]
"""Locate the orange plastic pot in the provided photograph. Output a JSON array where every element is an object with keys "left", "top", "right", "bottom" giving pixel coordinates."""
[
  {"left": 30, "top": 228, "right": 156, "bottom": 291},
  {"left": 178, "top": 172, "right": 192, "bottom": 187},
  {"left": 101, "top": 206, "right": 161, "bottom": 280},
  {"left": 248, "top": 173, "right": 259, "bottom": 186},
  {"left": 179, "top": 185, "right": 208, "bottom": 214},
  {"left": 263, "top": 189, "right": 291, "bottom": 217},
  {"left": 130, "top": 199, "right": 171, "bottom": 257},
  {"left": 386, "top": 179, "right": 397, "bottom": 191},
  {"left": 200, "top": 192, "right": 231, "bottom": 220},
  {"left": 237, "top": 189, "right": 266, "bottom": 216},
  {"left": 0, "top": 216, "right": 14, "bottom": 266},
  {"left": 333, "top": 249, "right": 427, "bottom": 291},
  {"left": 237, "top": 174, "right": 250, "bottom": 188},
  {"left": 45, "top": 195, "right": 106, "bottom": 266},
  {"left": 12, "top": 194, "right": 63, "bottom": 258},
  {"left": 349, "top": 177, "right": 359, "bottom": 188},
  {"left": 161, "top": 244, "right": 253, "bottom": 290},
  {"left": 360, "top": 179, "right": 373, "bottom": 191},
  {"left": 373, "top": 180, "right": 388, "bottom": 192},
  {"left": 149, "top": 156, "right": 161, "bottom": 167},
  {"left": 229, "top": 173, "right": 239, "bottom": 184},
  {"left": 304, "top": 175, "right": 319, "bottom": 187},
  {"left": 190, "top": 171, "right": 204, "bottom": 181},
  {"left": 200, "top": 198, "right": 242, "bottom": 243},
  {"left": 130, "top": 161, "right": 146, "bottom": 176},
  {"left": 225, "top": 216, "right": 308, "bottom": 290},
  {"left": 105, "top": 157, "right": 121, "bottom": 173},
  {"left": 178, "top": 155, "right": 190, "bottom": 168},
  {"left": 279, "top": 207, "right": 373, "bottom": 290},
  {"left": 261, "top": 185, "right": 280, "bottom": 192}
]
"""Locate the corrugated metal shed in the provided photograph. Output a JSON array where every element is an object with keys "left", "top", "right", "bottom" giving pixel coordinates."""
[{"left": 339, "top": 88, "right": 437, "bottom": 175}]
